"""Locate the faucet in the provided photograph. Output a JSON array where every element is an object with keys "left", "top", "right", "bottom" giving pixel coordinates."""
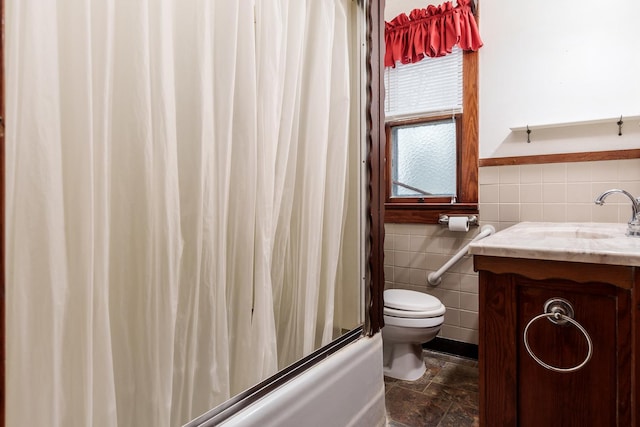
[{"left": 594, "top": 189, "right": 640, "bottom": 237}]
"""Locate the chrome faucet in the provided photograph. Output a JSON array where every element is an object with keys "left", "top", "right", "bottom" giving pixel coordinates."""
[{"left": 594, "top": 189, "right": 640, "bottom": 237}]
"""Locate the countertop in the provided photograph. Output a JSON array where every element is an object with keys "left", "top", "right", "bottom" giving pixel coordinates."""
[{"left": 468, "top": 222, "right": 640, "bottom": 267}]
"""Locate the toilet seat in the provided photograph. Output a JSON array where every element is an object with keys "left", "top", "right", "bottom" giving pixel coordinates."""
[
  {"left": 384, "top": 305, "right": 445, "bottom": 318},
  {"left": 383, "top": 289, "right": 445, "bottom": 318}
]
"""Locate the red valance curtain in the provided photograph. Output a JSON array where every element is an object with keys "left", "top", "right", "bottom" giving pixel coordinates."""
[{"left": 384, "top": 0, "right": 483, "bottom": 68}]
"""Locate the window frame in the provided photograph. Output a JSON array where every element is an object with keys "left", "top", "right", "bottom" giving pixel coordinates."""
[
  {"left": 386, "top": 114, "right": 462, "bottom": 203},
  {"left": 383, "top": 50, "right": 479, "bottom": 224}
]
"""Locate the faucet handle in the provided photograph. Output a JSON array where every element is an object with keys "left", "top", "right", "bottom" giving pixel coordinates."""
[{"left": 627, "top": 216, "right": 640, "bottom": 237}]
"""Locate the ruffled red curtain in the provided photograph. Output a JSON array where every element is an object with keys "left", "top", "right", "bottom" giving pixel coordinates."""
[{"left": 385, "top": 0, "right": 483, "bottom": 68}]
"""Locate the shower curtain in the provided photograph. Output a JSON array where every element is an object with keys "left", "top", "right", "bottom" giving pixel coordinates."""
[{"left": 5, "top": 1, "right": 352, "bottom": 426}]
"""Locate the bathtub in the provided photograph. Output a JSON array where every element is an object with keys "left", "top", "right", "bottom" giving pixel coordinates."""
[{"left": 185, "top": 329, "right": 386, "bottom": 427}]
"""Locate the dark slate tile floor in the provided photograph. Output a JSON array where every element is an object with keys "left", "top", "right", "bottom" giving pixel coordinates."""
[{"left": 385, "top": 349, "right": 479, "bottom": 427}]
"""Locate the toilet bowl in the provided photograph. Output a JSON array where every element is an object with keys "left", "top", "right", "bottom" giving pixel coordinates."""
[{"left": 382, "top": 289, "right": 445, "bottom": 381}]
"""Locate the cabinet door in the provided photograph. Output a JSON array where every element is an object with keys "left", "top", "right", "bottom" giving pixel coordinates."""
[
  {"left": 516, "top": 280, "right": 628, "bottom": 427},
  {"left": 479, "top": 272, "right": 633, "bottom": 427}
]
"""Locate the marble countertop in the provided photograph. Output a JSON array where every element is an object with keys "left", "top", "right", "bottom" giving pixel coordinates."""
[{"left": 468, "top": 222, "right": 640, "bottom": 267}]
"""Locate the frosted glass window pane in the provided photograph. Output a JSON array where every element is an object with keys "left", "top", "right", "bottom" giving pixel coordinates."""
[{"left": 391, "top": 119, "right": 456, "bottom": 198}]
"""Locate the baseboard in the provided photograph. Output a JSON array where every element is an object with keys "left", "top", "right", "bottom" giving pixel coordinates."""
[{"left": 422, "top": 337, "right": 478, "bottom": 360}]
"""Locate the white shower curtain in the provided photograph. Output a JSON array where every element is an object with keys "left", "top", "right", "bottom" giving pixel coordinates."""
[{"left": 5, "top": 0, "right": 353, "bottom": 426}]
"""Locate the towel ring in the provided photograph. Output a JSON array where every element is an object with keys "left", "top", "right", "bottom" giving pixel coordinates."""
[{"left": 523, "top": 298, "right": 593, "bottom": 373}]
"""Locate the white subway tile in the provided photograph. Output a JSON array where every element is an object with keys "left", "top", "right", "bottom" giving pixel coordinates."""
[
  {"left": 619, "top": 159, "right": 640, "bottom": 181},
  {"left": 520, "top": 204, "right": 543, "bottom": 222},
  {"left": 542, "top": 163, "right": 567, "bottom": 183},
  {"left": 409, "top": 235, "right": 428, "bottom": 253},
  {"left": 439, "top": 325, "right": 458, "bottom": 341},
  {"left": 479, "top": 203, "right": 500, "bottom": 222},
  {"left": 425, "top": 253, "right": 448, "bottom": 270},
  {"left": 407, "top": 224, "right": 430, "bottom": 236},
  {"left": 479, "top": 166, "right": 500, "bottom": 184},
  {"left": 443, "top": 308, "right": 460, "bottom": 327},
  {"left": 622, "top": 181, "right": 640, "bottom": 196},
  {"left": 499, "top": 184, "right": 520, "bottom": 203},
  {"left": 499, "top": 165, "right": 520, "bottom": 184},
  {"left": 394, "top": 234, "right": 410, "bottom": 251},
  {"left": 591, "top": 181, "right": 620, "bottom": 197},
  {"left": 410, "top": 268, "right": 427, "bottom": 286},
  {"left": 394, "top": 267, "right": 411, "bottom": 284},
  {"left": 566, "top": 204, "right": 592, "bottom": 222},
  {"left": 460, "top": 292, "right": 479, "bottom": 311},
  {"left": 423, "top": 224, "right": 442, "bottom": 236},
  {"left": 441, "top": 236, "right": 469, "bottom": 255},
  {"left": 499, "top": 203, "right": 520, "bottom": 222},
  {"left": 394, "top": 251, "right": 411, "bottom": 268},
  {"left": 591, "top": 203, "right": 618, "bottom": 223},
  {"left": 566, "top": 182, "right": 592, "bottom": 203},
  {"left": 618, "top": 207, "right": 636, "bottom": 224},
  {"left": 542, "top": 183, "right": 567, "bottom": 203},
  {"left": 439, "top": 272, "right": 461, "bottom": 291},
  {"left": 566, "top": 162, "right": 591, "bottom": 182},
  {"left": 394, "top": 224, "right": 417, "bottom": 235},
  {"left": 460, "top": 274, "right": 479, "bottom": 294},
  {"left": 498, "top": 221, "right": 518, "bottom": 231},
  {"left": 459, "top": 310, "right": 479, "bottom": 329},
  {"left": 520, "top": 184, "right": 542, "bottom": 203},
  {"left": 408, "top": 252, "right": 428, "bottom": 269},
  {"left": 542, "top": 204, "right": 566, "bottom": 222},
  {"left": 590, "top": 160, "right": 619, "bottom": 181},
  {"left": 423, "top": 237, "right": 441, "bottom": 253},
  {"left": 479, "top": 184, "right": 500, "bottom": 203},
  {"left": 520, "top": 164, "right": 543, "bottom": 183}
]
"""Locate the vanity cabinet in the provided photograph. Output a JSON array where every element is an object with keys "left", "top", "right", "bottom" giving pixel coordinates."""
[{"left": 475, "top": 256, "right": 639, "bottom": 427}]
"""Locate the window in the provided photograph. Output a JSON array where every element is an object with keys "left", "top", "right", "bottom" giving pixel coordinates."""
[
  {"left": 390, "top": 116, "right": 460, "bottom": 199},
  {"left": 384, "top": 49, "right": 479, "bottom": 224}
]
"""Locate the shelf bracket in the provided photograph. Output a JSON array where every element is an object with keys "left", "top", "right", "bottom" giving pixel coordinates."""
[{"left": 617, "top": 115, "right": 623, "bottom": 136}]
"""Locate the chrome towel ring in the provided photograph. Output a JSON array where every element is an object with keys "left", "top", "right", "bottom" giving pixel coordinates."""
[{"left": 523, "top": 298, "right": 593, "bottom": 373}]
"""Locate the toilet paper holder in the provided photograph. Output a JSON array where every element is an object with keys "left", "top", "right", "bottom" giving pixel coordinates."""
[{"left": 438, "top": 214, "right": 478, "bottom": 227}]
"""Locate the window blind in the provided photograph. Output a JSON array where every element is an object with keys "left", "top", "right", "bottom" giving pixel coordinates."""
[{"left": 384, "top": 47, "right": 463, "bottom": 120}]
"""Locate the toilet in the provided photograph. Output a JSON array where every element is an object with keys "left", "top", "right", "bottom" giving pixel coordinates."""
[{"left": 382, "top": 289, "right": 446, "bottom": 381}]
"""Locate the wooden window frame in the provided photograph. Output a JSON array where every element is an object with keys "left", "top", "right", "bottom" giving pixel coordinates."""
[
  {"left": 386, "top": 114, "right": 462, "bottom": 203},
  {"left": 383, "top": 50, "right": 479, "bottom": 224}
]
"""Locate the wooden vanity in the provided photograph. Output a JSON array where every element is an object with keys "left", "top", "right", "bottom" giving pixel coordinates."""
[{"left": 469, "top": 222, "right": 640, "bottom": 427}]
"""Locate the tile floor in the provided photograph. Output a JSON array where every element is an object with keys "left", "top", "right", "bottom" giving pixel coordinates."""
[{"left": 384, "top": 349, "right": 479, "bottom": 427}]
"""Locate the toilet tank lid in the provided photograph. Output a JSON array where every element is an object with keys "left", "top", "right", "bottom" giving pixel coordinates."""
[{"left": 384, "top": 289, "right": 443, "bottom": 312}]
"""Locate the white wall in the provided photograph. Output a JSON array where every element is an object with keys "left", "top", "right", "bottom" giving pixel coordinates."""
[{"left": 480, "top": 0, "right": 640, "bottom": 158}]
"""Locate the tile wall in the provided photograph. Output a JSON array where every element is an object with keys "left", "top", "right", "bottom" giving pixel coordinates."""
[{"left": 384, "top": 158, "right": 640, "bottom": 344}]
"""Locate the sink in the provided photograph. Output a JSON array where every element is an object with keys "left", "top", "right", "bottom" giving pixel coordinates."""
[
  {"left": 468, "top": 222, "right": 640, "bottom": 267},
  {"left": 520, "top": 226, "right": 615, "bottom": 240}
]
